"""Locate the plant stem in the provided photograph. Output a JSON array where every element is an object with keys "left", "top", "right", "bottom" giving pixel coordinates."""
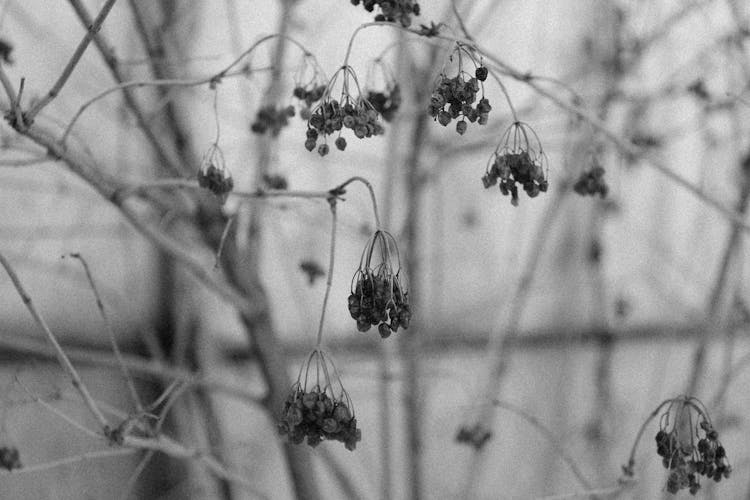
[
  {"left": 68, "top": 253, "right": 144, "bottom": 413},
  {"left": 316, "top": 201, "right": 338, "bottom": 347},
  {"left": 26, "top": 0, "right": 119, "bottom": 122},
  {"left": 0, "top": 253, "right": 110, "bottom": 430}
]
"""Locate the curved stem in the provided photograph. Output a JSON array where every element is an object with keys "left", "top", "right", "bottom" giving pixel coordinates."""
[
  {"left": 0, "top": 253, "right": 110, "bottom": 431},
  {"left": 316, "top": 201, "right": 338, "bottom": 347},
  {"left": 623, "top": 398, "right": 674, "bottom": 475},
  {"left": 335, "top": 176, "right": 382, "bottom": 230},
  {"left": 342, "top": 22, "right": 421, "bottom": 69},
  {"left": 493, "top": 400, "right": 592, "bottom": 490},
  {"left": 59, "top": 68, "right": 268, "bottom": 145},
  {"left": 25, "top": 0, "right": 119, "bottom": 122},
  {"left": 215, "top": 33, "right": 310, "bottom": 80},
  {"left": 488, "top": 68, "right": 518, "bottom": 122},
  {"left": 68, "top": 253, "right": 144, "bottom": 413}
]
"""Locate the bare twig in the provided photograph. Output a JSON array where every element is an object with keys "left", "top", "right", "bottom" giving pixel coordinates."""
[
  {"left": 66, "top": 0, "right": 183, "bottom": 175},
  {"left": 315, "top": 200, "right": 338, "bottom": 347},
  {"left": 0, "top": 252, "right": 110, "bottom": 430},
  {"left": 492, "top": 400, "right": 593, "bottom": 490},
  {"left": 25, "top": 0, "right": 119, "bottom": 122},
  {"left": 67, "top": 253, "right": 144, "bottom": 413},
  {"left": 0, "top": 448, "right": 137, "bottom": 475},
  {"left": 462, "top": 188, "right": 568, "bottom": 499},
  {"left": 685, "top": 159, "right": 750, "bottom": 395}
]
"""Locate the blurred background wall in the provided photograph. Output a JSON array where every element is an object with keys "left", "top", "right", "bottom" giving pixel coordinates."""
[{"left": 0, "top": 0, "right": 749, "bottom": 499}]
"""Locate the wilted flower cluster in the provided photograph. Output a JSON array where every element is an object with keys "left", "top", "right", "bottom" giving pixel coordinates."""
[
  {"left": 482, "top": 121, "right": 548, "bottom": 206},
  {"left": 349, "top": 0, "right": 421, "bottom": 27},
  {"left": 364, "top": 59, "right": 402, "bottom": 122},
  {"left": 278, "top": 350, "right": 361, "bottom": 451},
  {"left": 305, "top": 66, "right": 385, "bottom": 155},
  {"left": 654, "top": 397, "right": 731, "bottom": 495},
  {"left": 455, "top": 423, "right": 492, "bottom": 450},
  {"left": 573, "top": 164, "right": 608, "bottom": 198},
  {"left": 197, "top": 144, "right": 233, "bottom": 200},
  {"left": 250, "top": 104, "right": 295, "bottom": 137},
  {"left": 348, "top": 230, "right": 410, "bottom": 338},
  {"left": 0, "top": 446, "right": 21, "bottom": 471},
  {"left": 291, "top": 54, "right": 328, "bottom": 121},
  {"left": 429, "top": 45, "right": 491, "bottom": 135}
]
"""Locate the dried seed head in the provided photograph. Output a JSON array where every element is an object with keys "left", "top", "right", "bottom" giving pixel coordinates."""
[
  {"left": 278, "top": 349, "right": 361, "bottom": 451},
  {"left": 348, "top": 230, "right": 410, "bottom": 338},
  {"left": 197, "top": 144, "right": 233, "bottom": 200}
]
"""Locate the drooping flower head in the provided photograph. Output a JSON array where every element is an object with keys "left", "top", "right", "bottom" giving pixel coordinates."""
[
  {"left": 197, "top": 143, "right": 233, "bottom": 201},
  {"left": 348, "top": 230, "right": 410, "bottom": 338},
  {"left": 291, "top": 53, "right": 328, "bottom": 121},
  {"left": 278, "top": 349, "right": 361, "bottom": 451},
  {"left": 349, "top": 0, "right": 421, "bottom": 27},
  {"left": 573, "top": 162, "right": 608, "bottom": 198},
  {"left": 482, "top": 121, "right": 548, "bottom": 206},
  {"left": 0, "top": 444, "right": 21, "bottom": 471},
  {"left": 250, "top": 104, "right": 295, "bottom": 137},
  {"left": 304, "top": 65, "right": 385, "bottom": 155},
  {"left": 429, "top": 43, "right": 492, "bottom": 135},
  {"left": 654, "top": 396, "right": 731, "bottom": 495},
  {"left": 363, "top": 58, "right": 402, "bottom": 123}
]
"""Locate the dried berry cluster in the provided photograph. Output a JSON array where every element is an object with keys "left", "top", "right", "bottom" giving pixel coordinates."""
[
  {"left": 482, "top": 122, "right": 548, "bottom": 206},
  {"left": 299, "top": 259, "right": 325, "bottom": 285},
  {"left": 0, "top": 38, "right": 14, "bottom": 65},
  {"left": 429, "top": 71, "right": 491, "bottom": 135},
  {"left": 250, "top": 105, "right": 295, "bottom": 137},
  {"left": 0, "top": 446, "right": 21, "bottom": 471},
  {"left": 349, "top": 0, "right": 421, "bottom": 27},
  {"left": 305, "top": 98, "right": 384, "bottom": 155},
  {"left": 291, "top": 54, "right": 328, "bottom": 121},
  {"left": 365, "top": 84, "right": 401, "bottom": 122},
  {"left": 279, "top": 384, "right": 361, "bottom": 450},
  {"left": 348, "top": 230, "right": 410, "bottom": 338},
  {"left": 197, "top": 145, "right": 233, "bottom": 199},
  {"left": 455, "top": 423, "right": 492, "bottom": 450},
  {"left": 278, "top": 350, "right": 361, "bottom": 451},
  {"left": 573, "top": 165, "right": 608, "bottom": 198},
  {"left": 293, "top": 84, "right": 326, "bottom": 121},
  {"left": 262, "top": 173, "right": 288, "bottom": 190},
  {"left": 654, "top": 402, "right": 731, "bottom": 495}
]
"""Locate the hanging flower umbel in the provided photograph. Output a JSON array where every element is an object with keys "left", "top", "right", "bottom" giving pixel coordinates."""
[
  {"left": 278, "top": 349, "right": 361, "bottom": 451},
  {"left": 653, "top": 397, "right": 732, "bottom": 495},
  {"left": 197, "top": 143, "right": 233, "bottom": 201},
  {"left": 348, "top": 230, "right": 410, "bottom": 338},
  {"left": 482, "top": 121, "right": 548, "bottom": 206}
]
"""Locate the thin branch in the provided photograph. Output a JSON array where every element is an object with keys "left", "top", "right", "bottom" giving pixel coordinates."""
[
  {"left": 315, "top": 201, "right": 337, "bottom": 347},
  {"left": 0, "top": 324, "right": 264, "bottom": 404},
  {"left": 66, "top": 0, "right": 182, "bottom": 175},
  {"left": 475, "top": 50, "right": 750, "bottom": 233},
  {"left": 67, "top": 253, "right": 144, "bottom": 413},
  {"left": 123, "top": 434, "right": 270, "bottom": 499},
  {"left": 25, "top": 0, "right": 119, "bottom": 122},
  {"left": 60, "top": 73, "right": 248, "bottom": 145},
  {"left": 493, "top": 399, "right": 593, "bottom": 491},
  {"left": 0, "top": 156, "right": 55, "bottom": 167},
  {"left": 16, "top": 378, "right": 103, "bottom": 440},
  {"left": 461, "top": 188, "right": 568, "bottom": 498},
  {"left": 335, "top": 176, "right": 382, "bottom": 230},
  {"left": 537, "top": 484, "right": 632, "bottom": 500},
  {"left": 0, "top": 252, "right": 109, "bottom": 430},
  {"left": 0, "top": 448, "right": 136, "bottom": 475},
  {"left": 685, "top": 161, "right": 750, "bottom": 395}
]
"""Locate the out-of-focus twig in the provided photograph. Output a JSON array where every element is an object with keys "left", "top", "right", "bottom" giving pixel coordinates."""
[
  {"left": 68, "top": 253, "right": 144, "bottom": 413},
  {"left": 0, "top": 252, "right": 110, "bottom": 431},
  {"left": 25, "top": 0, "right": 118, "bottom": 122}
]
